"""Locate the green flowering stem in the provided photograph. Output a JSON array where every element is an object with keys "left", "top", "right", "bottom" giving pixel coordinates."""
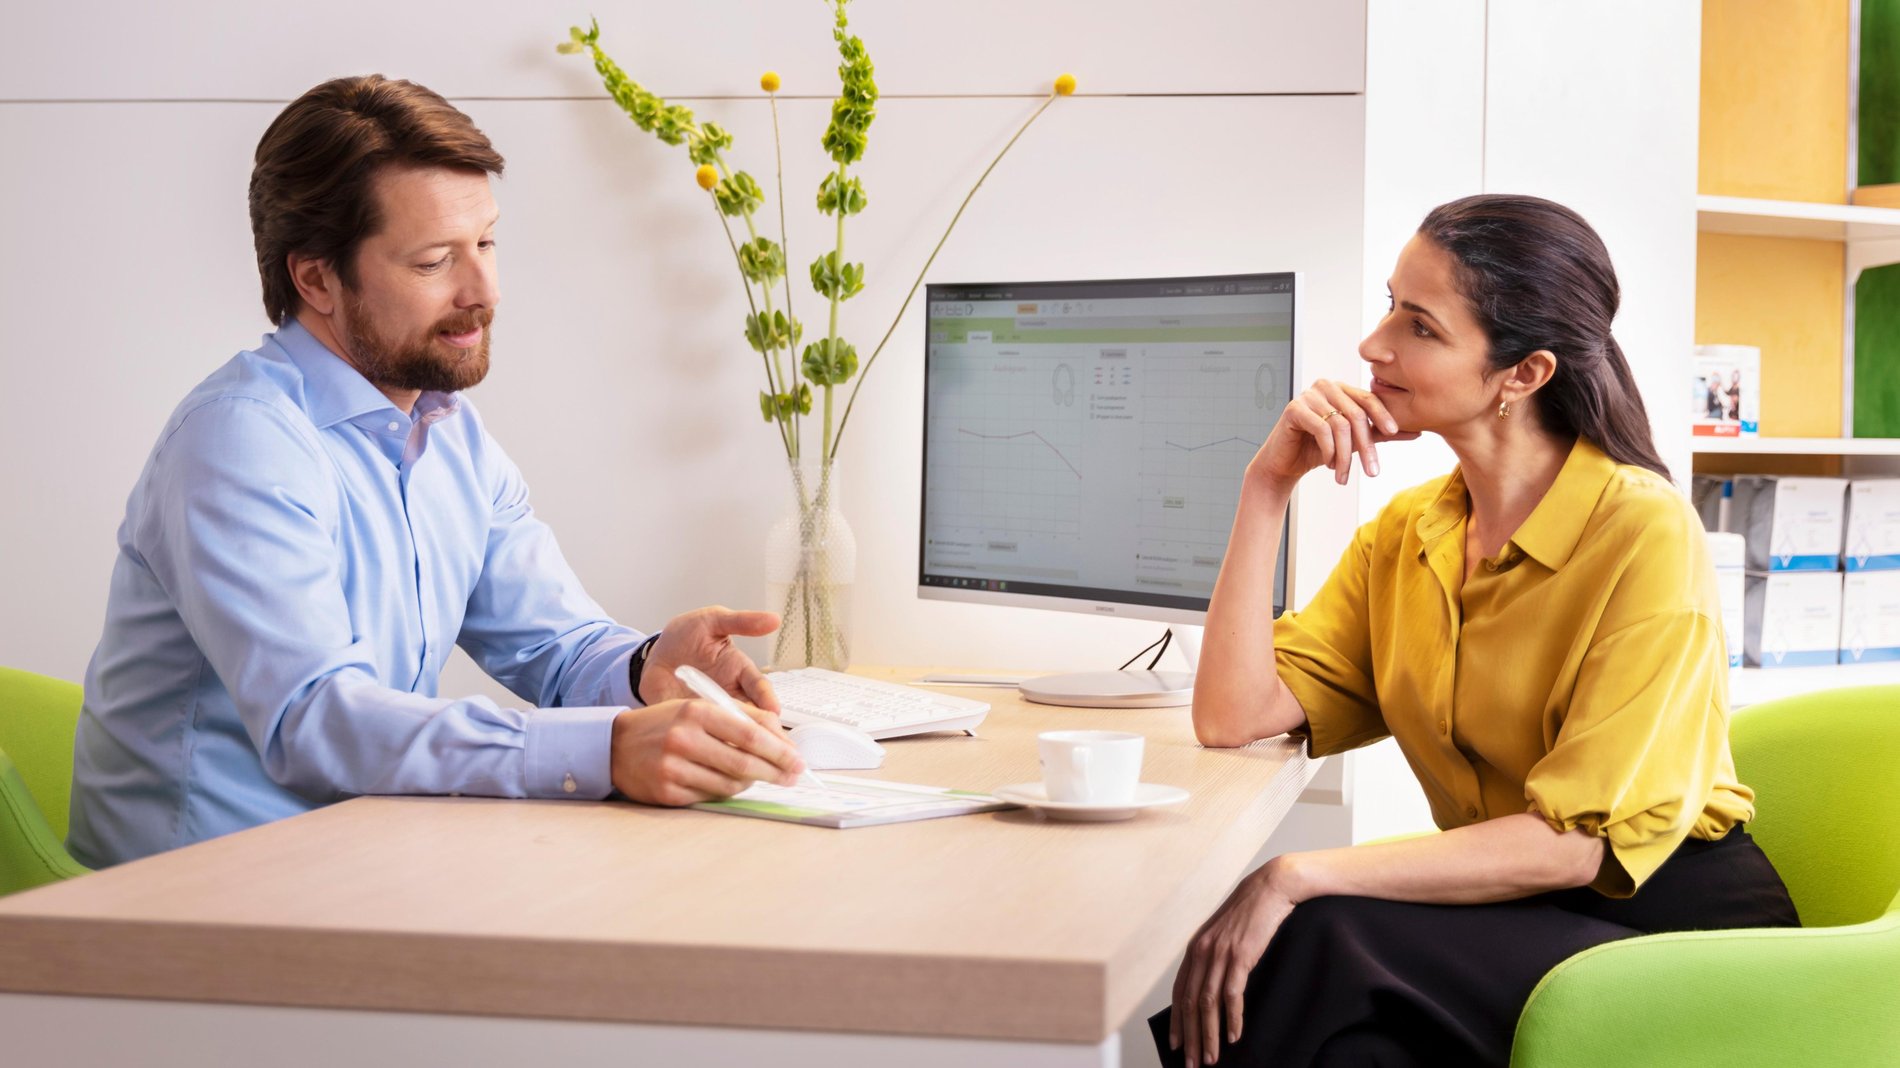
[
  {"left": 770, "top": 93, "right": 798, "bottom": 417},
  {"left": 820, "top": 160, "right": 848, "bottom": 463},
  {"left": 711, "top": 195, "right": 794, "bottom": 460},
  {"left": 828, "top": 91, "right": 1060, "bottom": 463},
  {"left": 714, "top": 154, "right": 800, "bottom": 459},
  {"left": 568, "top": 22, "right": 803, "bottom": 459}
]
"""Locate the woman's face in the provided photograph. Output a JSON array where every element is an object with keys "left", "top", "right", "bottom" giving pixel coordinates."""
[{"left": 1359, "top": 234, "right": 1499, "bottom": 433}]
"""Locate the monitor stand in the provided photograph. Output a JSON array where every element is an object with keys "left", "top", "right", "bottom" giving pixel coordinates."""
[{"left": 1018, "top": 669, "right": 1194, "bottom": 709}]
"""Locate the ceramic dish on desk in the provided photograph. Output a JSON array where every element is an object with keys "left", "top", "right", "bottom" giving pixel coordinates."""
[{"left": 992, "top": 782, "right": 1189, "bottom": 822}]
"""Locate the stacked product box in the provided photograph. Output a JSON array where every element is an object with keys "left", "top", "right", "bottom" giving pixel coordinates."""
[
  {"left": 1728, "top": 476, "right": 1845, "bottom": 668},
  {"left": 1706, "top": 531, "right": 1746, "bottom": 669},
  {"left": 1841, "top": 479, "right": 1900, "bottom": 663}
]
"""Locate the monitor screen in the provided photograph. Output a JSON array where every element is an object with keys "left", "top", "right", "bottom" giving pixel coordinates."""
[{"left": 919, "top": 272, "right": 1297, "bottom": 624}]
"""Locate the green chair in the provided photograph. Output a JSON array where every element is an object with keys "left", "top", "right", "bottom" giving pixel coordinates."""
[
  {"left": 0, "top": 667, "right": 90, "bottom": 895},
  {"left": 1510, "top": 685, "right": 1900, "bottom": 1066}
]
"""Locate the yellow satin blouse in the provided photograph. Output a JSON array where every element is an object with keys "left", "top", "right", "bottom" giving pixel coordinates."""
[{"left": 1277, "top": 437, "right": 1754, "bottom": 897}]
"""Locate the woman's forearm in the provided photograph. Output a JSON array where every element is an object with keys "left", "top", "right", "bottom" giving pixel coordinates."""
[
  {"left": 1193, "top": 473, "right": 1305, "bottom": 747},
  {"left": 1273, "top": 812, "right": 1605, "bottom": 906}
]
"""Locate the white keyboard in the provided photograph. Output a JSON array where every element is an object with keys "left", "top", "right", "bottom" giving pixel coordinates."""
[{"left": 768, "top": 667, "right": 991, "bottom": 739}]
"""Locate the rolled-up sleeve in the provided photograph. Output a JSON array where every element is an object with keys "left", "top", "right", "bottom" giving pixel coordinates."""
[
  {"left": 1523, "top": 609, "right": 1729, "bottom": 897},
  {"left": 1279, "top": 520, "right": 1390, "bottom": 757}
]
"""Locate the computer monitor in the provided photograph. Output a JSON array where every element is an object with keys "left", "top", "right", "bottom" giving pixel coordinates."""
[{"left": 919, "top": 272, "right": 1299, "bottom": 706}]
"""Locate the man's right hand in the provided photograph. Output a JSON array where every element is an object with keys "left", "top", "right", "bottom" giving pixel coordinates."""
[{"left": 610, "top": 699, "right": 808, "bottom": 807}]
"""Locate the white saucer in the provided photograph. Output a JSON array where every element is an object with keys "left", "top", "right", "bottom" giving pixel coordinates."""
[{"left": 992, "top": 782, "right": 1190, "bottom": 821}]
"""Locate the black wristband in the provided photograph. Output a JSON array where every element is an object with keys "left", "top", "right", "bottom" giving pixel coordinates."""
[{"left": 629, "top": 631, "right": 662, "bottom": 705}]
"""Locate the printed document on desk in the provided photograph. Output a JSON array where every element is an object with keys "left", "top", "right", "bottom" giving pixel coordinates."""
[{"left": 694, "top": 775, "right": 1014, "bottom": 828}]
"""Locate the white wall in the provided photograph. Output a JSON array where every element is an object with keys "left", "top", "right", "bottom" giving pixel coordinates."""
[{"left": 0, "top": 2, "right": 1367, "bottom": 690}]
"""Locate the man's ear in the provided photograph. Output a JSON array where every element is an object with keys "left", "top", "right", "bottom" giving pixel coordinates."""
[
  {"left": 287, "top": 252, "right": 339, "bottom": 317},
  {"left": 1505, "top": 349, "right": 1558, "bottom": 407}
]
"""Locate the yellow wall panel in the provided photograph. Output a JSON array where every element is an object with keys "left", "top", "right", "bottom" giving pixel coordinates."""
[
  {"left": 1700, "top": 0, "right": 1849, "bottom": 202},
  {"left": 1696, "top": 232, "right": 1844, "bottom": 436}
]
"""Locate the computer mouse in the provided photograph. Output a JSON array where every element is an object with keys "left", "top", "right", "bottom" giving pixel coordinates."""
[{"left": 788, "top": 721, "right": 886, "bottom": 770}]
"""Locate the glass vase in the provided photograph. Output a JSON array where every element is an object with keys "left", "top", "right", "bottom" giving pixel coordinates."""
[{"left": 765, "top": 456, "right": 856, "bottom": 670}]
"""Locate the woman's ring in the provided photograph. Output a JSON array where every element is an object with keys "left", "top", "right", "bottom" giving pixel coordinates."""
[{"left": 1323, "top": 409, "right": 1344, "bottom": 422}]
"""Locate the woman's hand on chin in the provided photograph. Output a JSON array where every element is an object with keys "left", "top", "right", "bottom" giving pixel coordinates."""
[{"left": 1247, "top": 379, "right": 1419, "bottom": 494}]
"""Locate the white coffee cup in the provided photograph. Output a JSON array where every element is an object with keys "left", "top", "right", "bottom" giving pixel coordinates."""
[{"left": 1038, "top": 730, "right": 1144, "bottom": 804}]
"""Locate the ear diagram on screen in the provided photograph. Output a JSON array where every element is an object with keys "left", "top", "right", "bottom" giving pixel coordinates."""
[{"left": 1053, "top": 363, "right": 1075, "bottom": 406}]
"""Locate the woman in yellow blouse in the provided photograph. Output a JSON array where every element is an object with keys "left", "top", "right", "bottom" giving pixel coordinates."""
[{"left": 1152, "top": 195, "right": 1798, "bottom": 1068}]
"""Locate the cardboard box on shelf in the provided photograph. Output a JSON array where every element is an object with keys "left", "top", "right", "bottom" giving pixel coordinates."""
[
  {"left": 1727, "top": 476, "right": 1847, "bottom": 571},
  {"left": 1708, "top": 531, "right": 1746, "bottom": 668},
  {"left": 1744, "top": 570, "right": 1842, "bottom": 668},
  {"left": 1841, "top": 569, "right": 1900, "bottom": 663},
  {"left": 1845, "top": 479, "right": 1900, "bottom": 571}
]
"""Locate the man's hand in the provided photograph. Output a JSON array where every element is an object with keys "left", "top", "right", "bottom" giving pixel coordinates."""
[
  {"left": 639, "top": 606, "right": 781, "bottom": 711},
  {"left": 610, "top": 698, "right": 807, "bottom": 807}
]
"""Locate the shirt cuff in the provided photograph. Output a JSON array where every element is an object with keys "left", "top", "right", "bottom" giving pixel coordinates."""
[
  {"left": 611, "top": 640, "right": 642, "bottom": 709},
  {"left": 523, "top": 706, "right": 620, "bottom": 800}
]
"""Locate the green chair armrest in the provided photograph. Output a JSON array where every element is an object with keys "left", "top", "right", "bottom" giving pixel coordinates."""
[
  {"left": 1511, "top": 895, "right": 1900, "bottom": 1067},
  {"left": 0, "top": 753, "right": 89, "bottom": 896}
]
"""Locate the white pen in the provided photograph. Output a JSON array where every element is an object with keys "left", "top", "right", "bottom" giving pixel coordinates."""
[{"left": 673, "top": 664, "right": 828, "bottom": 793}]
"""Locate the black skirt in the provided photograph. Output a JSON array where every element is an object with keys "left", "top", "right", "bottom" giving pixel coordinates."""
[{"left": 1148, "top": 825, "right": 1798, "bottom": 1067}]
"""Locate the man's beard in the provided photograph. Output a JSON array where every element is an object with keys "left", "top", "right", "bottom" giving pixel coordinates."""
[{"left": 335, "top": 286, "right": 493, "bottom": 394}]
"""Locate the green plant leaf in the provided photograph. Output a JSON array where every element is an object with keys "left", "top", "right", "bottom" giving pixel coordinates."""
[
  {"left": 744, "top": 309, "right": 801, "bottom": 352},
  {"left": 801, "top": 337, "right": 860, "bottom": 386},
  {"left": 815, "top": 173, "right": 868, "bottom": 216},
  {"left": 739, "top": 236, "right": 786, "bottom": 282},
  {"left": 715, "top": 171, "right": 764, "bottom": 216},
  {"left": 688, "top": 121, "right": 734, "bottom": 164},
  {"left": 808, "top": 251, "right": 866, "bottom": 300}
]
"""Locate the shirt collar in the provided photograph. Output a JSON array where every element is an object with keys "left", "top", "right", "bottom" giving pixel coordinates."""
[
  {"left": 1413, "top": 436, "right": 1619, "bottom": 572},
  {"left": 271, "top": 318, "right": 459, "bottom": 429}
]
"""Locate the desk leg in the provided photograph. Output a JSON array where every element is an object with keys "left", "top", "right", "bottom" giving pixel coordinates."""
[{"left": 0, "top": 993, "right": 1119, "bottom": 1067}]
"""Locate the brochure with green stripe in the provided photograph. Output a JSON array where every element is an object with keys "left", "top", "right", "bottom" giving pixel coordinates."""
[{"left": 693, "top": 775, "right": 1011, "bottom": 828}]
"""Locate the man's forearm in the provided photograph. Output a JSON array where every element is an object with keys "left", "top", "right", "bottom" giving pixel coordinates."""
[{"left": 1272, "top": 812, "right": 1605, "bottom": 906}]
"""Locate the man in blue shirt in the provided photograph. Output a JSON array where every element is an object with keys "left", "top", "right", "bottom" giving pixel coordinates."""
[{"left": 67, "top": 75, "right": 809, "bottom": 868}]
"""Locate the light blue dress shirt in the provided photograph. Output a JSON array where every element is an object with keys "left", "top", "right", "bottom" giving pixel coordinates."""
[{"left": 68, "top": 320, "right": 645, "bottom": 868}]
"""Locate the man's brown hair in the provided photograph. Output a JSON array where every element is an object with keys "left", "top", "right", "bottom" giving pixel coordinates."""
[{"left": 249, "top": 75, "right": 505, "bottom": 324}]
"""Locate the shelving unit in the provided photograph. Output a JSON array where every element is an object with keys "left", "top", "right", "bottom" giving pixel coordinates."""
[
  {"left": 1695, "top": 1, "right": 1900, "bottom": 698},
  {"left": 1691, "top": 435, "right": 1900, "bottom": 455},
  {"left": 1697, "top": 193, "right": 1900, "bottom": 245}
]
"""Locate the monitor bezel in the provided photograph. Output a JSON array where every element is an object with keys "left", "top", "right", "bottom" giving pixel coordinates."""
[{"left": 916, "top": 271, "right": 1302, "bottom": 625}]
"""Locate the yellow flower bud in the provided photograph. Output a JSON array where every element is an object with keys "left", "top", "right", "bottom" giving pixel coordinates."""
[
  {"left": 695, "top": 164, "right": 719, "bottom": 191},
  {"left": 1054, "top": 73, "right": 1077, "bottom": 96},
  {"left": 760, "top": 71, "right": 782, "bottom": 93}
]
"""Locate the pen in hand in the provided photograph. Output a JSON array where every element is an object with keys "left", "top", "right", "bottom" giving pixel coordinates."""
[{"left": 672, "top": 664, "right": 828, "bottom": 794}]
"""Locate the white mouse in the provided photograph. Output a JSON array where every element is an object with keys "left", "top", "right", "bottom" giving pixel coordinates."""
[{"left": 788, "top": 722, "right": 886, "bottom": 770}]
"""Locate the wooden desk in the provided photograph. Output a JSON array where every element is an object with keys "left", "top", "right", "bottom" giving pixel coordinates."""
[{"left": 0, "top": 670, "right": 1313, "bottom": 1066}]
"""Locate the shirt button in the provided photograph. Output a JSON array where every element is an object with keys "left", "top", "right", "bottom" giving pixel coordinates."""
[
  {"left": 1466, "top": 805, "right": 1479, "bottom": 819},
  {"left": 387, "top": 420, "right": 402, "bottom": 432},
  {"left": 562, "top": 773, "right": 577, "bottom": 794},
  {"left": 1438, "top": 719, "right": 1449, "bottom": 734}
]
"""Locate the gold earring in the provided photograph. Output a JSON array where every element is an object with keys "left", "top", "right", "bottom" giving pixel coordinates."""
[{"left": 1498, "top": 399, "right": 1511, "bottom": 419}]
